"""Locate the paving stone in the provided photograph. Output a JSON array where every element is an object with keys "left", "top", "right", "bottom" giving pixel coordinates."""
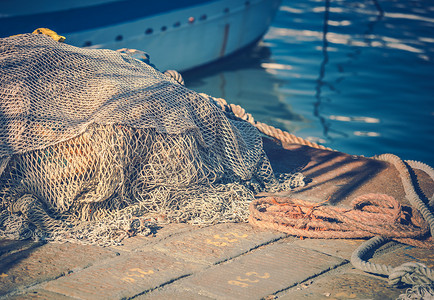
[
  {"left": 288, "top": 238, "right": 366, "bottom": 260},
  {"left": 369, "top": 244, "right": 434, "bottom": 269},
  {"left": 180, "top": 241, "right": 346, "bottom": 300},
  {"left": 276, "top": 269, "right": 403, "bottom": 300},
  {"left": 110, "top": 223, "right": 194, "bottom": 252},
  {"left": 276, "top": 243, "right": 433, "bottom": 300},
  {"left": 136, "top": 285, "right": 214, "bottom": 300},
  {"left": 6, "top": 289, "right": 75, "bottom": 300},
  {"left": 151, "top": 223, "right": 285, "bottom": 265},
  {"left": 0, "top": 241, "right": 116, "bottom": 296},
  {"left": 43, "top": 250, "right": 203, "bottom": 300}
]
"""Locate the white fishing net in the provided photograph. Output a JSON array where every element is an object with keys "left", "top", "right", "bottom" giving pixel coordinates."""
[{"left": 0, "top": 33, "right": 304, "bottom": 246}]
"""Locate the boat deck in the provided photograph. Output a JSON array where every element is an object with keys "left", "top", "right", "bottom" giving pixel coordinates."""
[{"left": 1, "top": 139, "right": 433, "bottom": 299}]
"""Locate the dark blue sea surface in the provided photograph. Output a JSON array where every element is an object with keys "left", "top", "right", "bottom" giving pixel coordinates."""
[{"left": 185, "top": 0, "right": 434, "bottom": 167}]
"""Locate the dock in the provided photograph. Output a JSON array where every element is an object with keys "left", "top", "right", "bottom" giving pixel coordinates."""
[{"left": 1, "top": 139, "right": 433, "bottom": 299}]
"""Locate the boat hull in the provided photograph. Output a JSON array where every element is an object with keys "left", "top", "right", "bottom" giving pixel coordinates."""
[{"left": 0, "top": 0, "right": 281, "bottom": 71}]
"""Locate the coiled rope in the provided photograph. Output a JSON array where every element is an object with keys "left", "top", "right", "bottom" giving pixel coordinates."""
[{"left": 249, "top": 194, "right": 430, "bottom": 241}]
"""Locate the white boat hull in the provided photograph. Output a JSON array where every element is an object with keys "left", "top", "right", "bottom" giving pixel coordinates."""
[
  {"left": 0, "top": 0, "right": 281, "bottom": 71},
  {"left": 68, "top": 0, "right": 281, "bottom": 71}
]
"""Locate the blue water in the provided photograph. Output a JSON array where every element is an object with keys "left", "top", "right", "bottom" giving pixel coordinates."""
[{"left": 184, "top": 0, "right": 434, "bottom": 167}]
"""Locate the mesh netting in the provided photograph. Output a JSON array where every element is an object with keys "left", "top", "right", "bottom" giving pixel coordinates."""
[{"left": 0, "top": 34, "right": 304, "bottom": 246}]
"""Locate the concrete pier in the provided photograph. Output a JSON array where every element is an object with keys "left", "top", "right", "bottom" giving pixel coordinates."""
[{"left": 1, "top": 140, "right": 433, "bottom": 299}]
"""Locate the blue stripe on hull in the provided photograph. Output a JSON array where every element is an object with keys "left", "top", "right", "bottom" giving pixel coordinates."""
[{"left": 0, "top": 0, "right": 214, "bottom": 37}]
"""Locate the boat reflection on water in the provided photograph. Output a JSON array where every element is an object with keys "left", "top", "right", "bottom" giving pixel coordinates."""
[
  {"left": 183, "top": 42, "right": 308, "bottom": 135},
  {"left": 200, "top": 0, "right": 433, "bottom": 167}
]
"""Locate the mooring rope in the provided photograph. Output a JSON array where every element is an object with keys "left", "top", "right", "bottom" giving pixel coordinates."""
[
  {"left": 375, "top": 154, "right": 434, "bottom": 235},
  {"left": 201, "top": 94, "right": 332, "bottom": 150},
  {"left": 351, "top": 236, "right": 434, "bottom": 286}
]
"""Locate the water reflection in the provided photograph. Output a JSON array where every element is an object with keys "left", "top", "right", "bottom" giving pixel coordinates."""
[
  {"left": 313, "top": 0, "right": 385, "bottom": 141},
  {"left": 183, "top": 44, "right": 306, "bottom": 133},
  {"left": 271, "top": 1, "right": 432, "bottom": 58},
  {"left": 329, "top": 116, "right": 380, "bottom": 123},
  {"left": 186, "top": 0, "right": 434, "bottom": 166},
  {"left": 274, "top": 0, "right": 433, "bottom": 165},
  {"left": 354, "top": 131, "right": 381, "bottom": 137}
]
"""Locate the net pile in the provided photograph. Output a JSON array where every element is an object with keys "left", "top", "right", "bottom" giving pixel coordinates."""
[{"left": 0, "top": 34, "right": 304, "bottom": 246}]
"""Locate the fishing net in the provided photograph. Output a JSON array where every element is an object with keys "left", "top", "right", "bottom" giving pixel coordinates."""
[{"left": 0, "top": 33, "right": 304, "bottom": 246}]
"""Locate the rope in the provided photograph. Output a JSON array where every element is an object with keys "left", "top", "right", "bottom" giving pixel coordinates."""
[
  {"left": 375, "top": 154, "right": 434, "bottom": 234},
  {"left": 201, "top": 94, "right": 332, "bottom": 150},
  {"left": 350, "top": 236, "right": 434, "bottom": 286},
  {"left": 404, "top": 159, "right": 434, "bottom": 207},
  {"left": 350, "top": 154, "right": 434, "bottom": 289},
  {"left": 249, "top": 194, "right": 430, "bottom": 241},
  {"left": 164, "top": 70, "right": 185, "bottom": 86}
]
